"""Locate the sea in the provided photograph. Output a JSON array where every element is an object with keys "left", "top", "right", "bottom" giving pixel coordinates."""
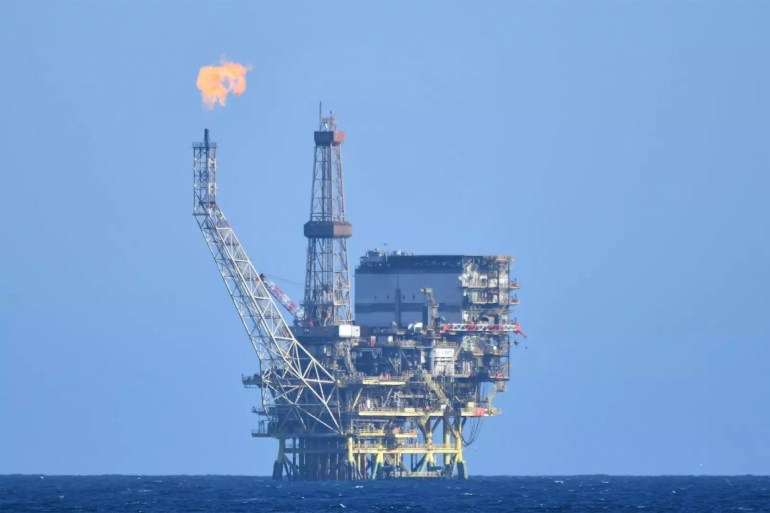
[{"left": 1, "top": 475, "right": 768, "bottom": 512}]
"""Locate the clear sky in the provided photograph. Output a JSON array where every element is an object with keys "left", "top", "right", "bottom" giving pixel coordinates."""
[{"left": 1, "top": 1, "right": 769, "bottom": 476}]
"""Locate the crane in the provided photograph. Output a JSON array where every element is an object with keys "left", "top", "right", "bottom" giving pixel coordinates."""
[
  {"left": 192, "top": 129, "right": 340, "bottom": 434},
  {"left": 259, "top": 274, "right": 305, "bottom": 322}
]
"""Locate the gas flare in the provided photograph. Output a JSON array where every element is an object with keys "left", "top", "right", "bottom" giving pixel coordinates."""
[{"left": 196, "top": 60, "right": 250, "bottom": 109}]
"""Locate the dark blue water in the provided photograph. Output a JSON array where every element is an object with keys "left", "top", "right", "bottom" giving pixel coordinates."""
[{"left": 1, "top": 475, "right": 768, "bottom": 512}]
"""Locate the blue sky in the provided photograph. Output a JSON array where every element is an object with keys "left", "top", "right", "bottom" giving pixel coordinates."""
[{"left": 1, "top": 1, "right": 769, "bottom": 475}]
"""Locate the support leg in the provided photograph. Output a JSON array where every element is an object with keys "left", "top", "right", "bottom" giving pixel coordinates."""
[
  {"left": 272, "top": 438, "right": 286, "bottom": 480},
  {"left": 457, "top": 461, "right": 468, "bottom": 480}
]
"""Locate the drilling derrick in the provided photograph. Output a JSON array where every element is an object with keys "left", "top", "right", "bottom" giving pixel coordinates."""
[
  {"left": 303, "top": 110, "right": 353, "bottom": 326},
  {"left": 192, "top": 113, "right": 525, "bottom": 481}
]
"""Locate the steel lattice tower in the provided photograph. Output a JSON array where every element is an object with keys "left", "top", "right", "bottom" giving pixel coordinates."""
[{"left": 302, "top": 109, "right": 353, "bottom": 326}]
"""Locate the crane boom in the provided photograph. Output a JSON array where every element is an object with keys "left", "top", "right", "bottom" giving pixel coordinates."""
[
  {"left": 192, "top": 129, "right": 340, "bottom": 433},
  {"left": 260, "top": 275, "right": 305, "bottom": 321}
]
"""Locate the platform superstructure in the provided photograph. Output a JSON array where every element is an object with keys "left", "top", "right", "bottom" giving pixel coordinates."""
[{"left": 192, "top": 112, "right": 524, "bottom": 480}]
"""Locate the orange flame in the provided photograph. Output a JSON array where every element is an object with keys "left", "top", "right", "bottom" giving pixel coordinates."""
[{"left": 196, "top": 60, "right": 250, "bottom": 109}]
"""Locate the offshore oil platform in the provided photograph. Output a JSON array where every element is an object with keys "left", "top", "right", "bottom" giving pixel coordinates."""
[{"left": 192, "top": 111, "right": 525, "bottom": 480}]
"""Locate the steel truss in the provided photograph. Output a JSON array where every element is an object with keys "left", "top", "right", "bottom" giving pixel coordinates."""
[
  {"left": 193, "top": 129, "right": 341, "bottom": 435},
  {"left": 302, "top": 111, "right": 353, "bottom": 326}
]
